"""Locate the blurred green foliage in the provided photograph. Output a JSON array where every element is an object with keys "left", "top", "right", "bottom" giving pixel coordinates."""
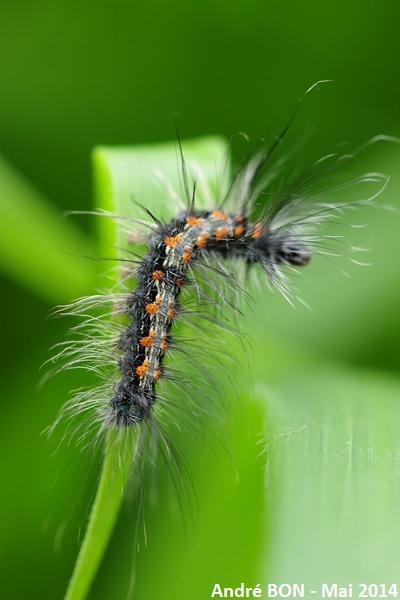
[{"left": 1, "top": 1, "right": 400, "bottom": 599}]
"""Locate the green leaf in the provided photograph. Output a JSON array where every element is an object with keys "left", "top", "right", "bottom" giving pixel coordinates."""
[
  {"left": 61, "top": 136, "right": 400, "bottom": 600},
  {"left": 0, "top": 155, "right": 96, "bottom": 303},
  {"left": 64, "top": 432, "right": 134, "bottom": 600},
  {"left": 63, "top": 137, "right": 269, "bottom": 600},
  {"left": 261, "top": 363, "right": 400, "bottom": 589},
  {"left": 92, "top": 137, "right": 229, "bottom": 251}
]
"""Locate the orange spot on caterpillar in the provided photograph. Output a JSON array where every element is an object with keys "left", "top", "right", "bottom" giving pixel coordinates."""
[
  {"left": 155, "top": 295, "right": 163, "bottom": 304},
  {"left": 154, "top": 368, "right": 161, "bottom": 381},
  {"left": 234, "top": 225, "right": 244, "bottom": 236},
  {"left": 235, "top": 215, "right": 244, "bottom": 222},
  {"left": 164, "top": 234, "right": 182, "bottom": 247},
  {"left": 152, "top": 270, "right": 164, "bottom": 280},
  {"left": 196, "top": 233, "right": 208, "bottom": 249},
  {"left": 145, "top": 303, "right": 159, "bottom": 315},
  {"left": 215, "top": 227, "right": 230, "bottom": 240},
  {"left": 251, "top": 223, "right": 263, "bottom": 239},
  {"left": 176, "top": 277, "right": 184, "bottom": 288},
  {"left": 167, "top": 307, "right": 176, "bottom": 319},
  {"left": 160, "top": 338, "right": 169, "bottom": 351},
  {"left": 136, "top": 359, "right": 150, "bottom": 377},
  {"left": 212, "top": 210, "right": 227, "bottom": 220},
  {"left": 183, "top": 250, "right": 192, "bottom": 262},
  {"left": 140, "top": 336, "right": 154, "bottom": 347},
  {"left": 164, "top": 236, "right": 176, "bottom": 246},
  {"left": 186, "top": 216, "right": 203, "bottom": 226},
  {"left": 149, "top": 329, "right": 156, "bottom": 338}
]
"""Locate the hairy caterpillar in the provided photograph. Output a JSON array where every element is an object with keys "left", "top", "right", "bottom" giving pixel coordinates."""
[
  {"left": 47, "top": 100, "right": 393, "bottom": 600},
  {"left": 50, "top": 90, "right": 388, "bottom": 456},
  {"left": 106, "top": 205, "right": 311, "bottom": 427}
]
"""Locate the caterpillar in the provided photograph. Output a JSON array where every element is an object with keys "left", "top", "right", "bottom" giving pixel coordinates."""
[
  {"left": 50, "top": 94, "right": 387, "bottom": 450},
  {"left": 47, "top": 89, "right": 397, "bottom": 600},
  {"left": 107, "top": 206, "right": 310, "bottom": 428}
]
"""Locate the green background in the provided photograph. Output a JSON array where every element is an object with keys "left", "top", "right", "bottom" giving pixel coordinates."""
[{"left": 1, "top": 1, "right": 400, "bottom": 599}]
